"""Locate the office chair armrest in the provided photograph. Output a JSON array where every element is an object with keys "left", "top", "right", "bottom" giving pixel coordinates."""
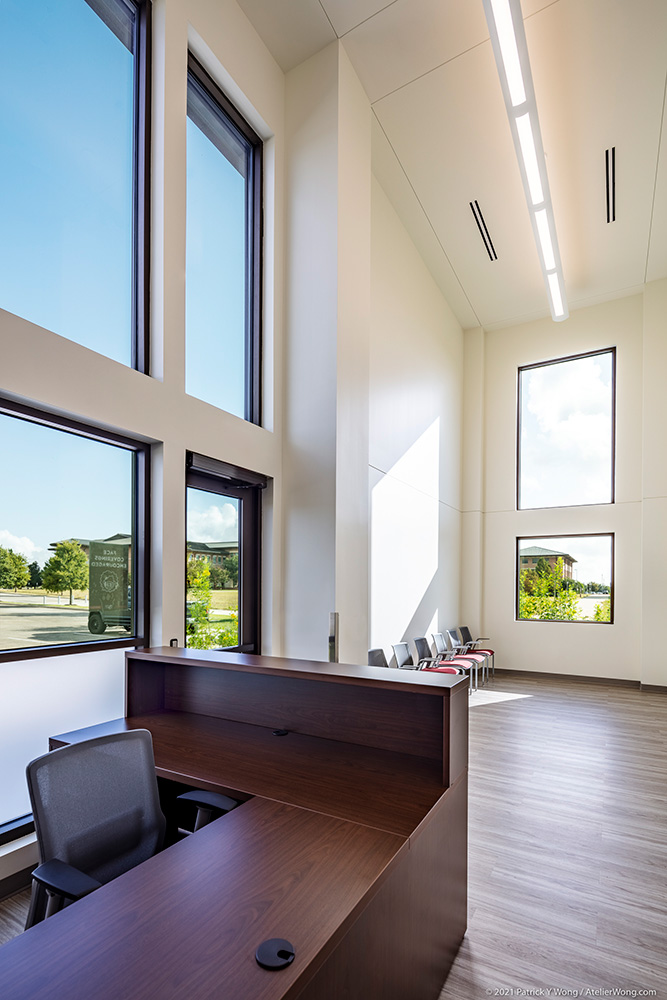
[
  {"left": 177, "top": 789, "right": 240, "bottom": 813},
  {"left": 32, "top": 859, "right": 102, "bottom": 901}
]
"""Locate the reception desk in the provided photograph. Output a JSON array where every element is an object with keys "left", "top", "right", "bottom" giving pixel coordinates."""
[{"left": 0, "top": 648, "right": 468, "bottom": 1000}]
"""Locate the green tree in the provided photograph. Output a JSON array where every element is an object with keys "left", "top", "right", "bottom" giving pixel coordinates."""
[
  {"left": 535, "top": 556, "right": 552, "bottom": 579},
  {"left": 208, "top": 563, "right": 226, "bottom": 590},
  {"left": 222, "top": 553, "right": 238, "bottom": 588},
  {"left": 518, "top": 558, "right": 579, "bottom": 622},
  {"left": 28, "top": 561, "right": 42, "bottom": 588},
  {"left": 42, "top": 540, "right": 89, "bottom": 605},
  {"left": 0, "top": 547, "right": 30, "bottom": 590}
]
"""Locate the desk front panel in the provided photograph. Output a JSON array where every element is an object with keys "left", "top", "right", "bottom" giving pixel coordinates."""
[{"left": 51, "top": 712, "right": 445, "bottom": 838}]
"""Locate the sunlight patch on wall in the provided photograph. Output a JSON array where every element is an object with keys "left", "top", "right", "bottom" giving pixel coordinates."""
[{"left": 370, "top": 420, "right": 440, "bottom": 647}]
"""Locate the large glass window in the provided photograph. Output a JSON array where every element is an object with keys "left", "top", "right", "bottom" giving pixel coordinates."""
[
  {"left": 0, "top": 0, "right": 150, "bottom": 368},
  {"left": 516, "top": 534, "right": 614, "bottom": 624},
  {"left": 518, "top": 349, "right": 615, "bottom": 509},
  {"left": 186, "top": 453, "right": 264, "bottom": 652},
  {"left": 0, "top": 400, "right": 149, "bottom": 658},
  {"left": 186, "top": 54, "right": 262, "bottom": 422}
]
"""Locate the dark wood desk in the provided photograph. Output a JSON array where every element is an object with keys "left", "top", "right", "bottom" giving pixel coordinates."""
[{"left": 0, "top": 648, "right": 468, "bottom": 1000}]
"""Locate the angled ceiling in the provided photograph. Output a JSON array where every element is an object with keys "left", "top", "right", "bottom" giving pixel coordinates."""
[{"left": 237, "top": 0, "right": 667, "bottom": 330}]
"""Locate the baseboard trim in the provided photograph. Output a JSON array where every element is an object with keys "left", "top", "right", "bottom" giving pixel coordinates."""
[{"left": 493, "top": 668, "right": 639, "bottom": 687}]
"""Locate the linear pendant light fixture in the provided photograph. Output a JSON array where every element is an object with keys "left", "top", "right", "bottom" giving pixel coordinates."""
[{"left": 482, "top": 0, "right": 568, "bottom": 321}]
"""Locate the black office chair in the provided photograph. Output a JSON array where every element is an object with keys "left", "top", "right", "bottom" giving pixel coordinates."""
[
  {"left": 25, "top": 730, "right": 166, "bottom": 929},
  {"left": 368, "top": 647, "right": 389, "bottom": 668},
  {"left": 25, "top": 729, "right": 239, "bottom": 929}
]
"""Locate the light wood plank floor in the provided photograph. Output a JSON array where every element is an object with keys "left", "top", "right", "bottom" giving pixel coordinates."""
[
  {"left": 441, "top": 673, "right": 667, "bottom": 999},
  {"left": 2, "top": 673, "right": 666, "bottom": 1000}
]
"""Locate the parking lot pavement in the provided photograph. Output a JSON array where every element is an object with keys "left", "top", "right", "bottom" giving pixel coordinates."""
[{"left": 0, "top": 605, "right": 124, "bottom": 650}]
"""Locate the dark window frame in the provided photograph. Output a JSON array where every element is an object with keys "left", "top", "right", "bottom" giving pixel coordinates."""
[
  {"left": 516, "top": 347, "right": 617, "bottom": 511},
  {"left": 0, "top": 396, "right": 150, "bottom": 663},
  {"left": 83, "top": 0, "right": 152, "bottom": 371},
  {"left": 186, "top": 52, "right": 263, "bottom": 425},
  {"left": 186, "top": 452, "right": 265, "bottom": 652},
  {"left": 515, "top": 532, "right": 615, "bottom": 625}
]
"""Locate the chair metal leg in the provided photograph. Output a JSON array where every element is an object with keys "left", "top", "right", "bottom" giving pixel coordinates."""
[{"left": 25, "top": 879, "right": 48, "bottom": 930}]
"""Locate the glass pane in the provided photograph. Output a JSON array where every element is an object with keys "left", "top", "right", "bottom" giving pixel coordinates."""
[
  {"left": 0, "top": 413, "right": 135, "bottom": 651},
  {"left": 517, "top": 535, "right": 613, "bottom": 623},
  {"left": 186, "top": 487, "right": 240, "bottom": 649},
  {"left": 186, "top": 79, "right": 248, "bottom": 418},
  {"left": 519, "top": 352, "right": 614, "bottom": 509},
  {"left": 0, "top": 0, "right": 135, "bottom": 364}
]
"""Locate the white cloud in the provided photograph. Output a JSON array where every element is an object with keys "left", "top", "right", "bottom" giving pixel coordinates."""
[
  {"left": 0, "top": 529, "right": 49, "bottom": 566},
  {"left": 187, "top": 503, "right": 238, "bottom": 543}
]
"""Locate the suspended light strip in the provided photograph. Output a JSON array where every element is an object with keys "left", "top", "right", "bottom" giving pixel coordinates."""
[{"left": 482, "top": 0, "right": 568, "bottom": 321}]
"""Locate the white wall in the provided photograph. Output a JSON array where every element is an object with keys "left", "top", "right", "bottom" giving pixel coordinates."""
[
  {"left": 369, "top": 179, "right": 465, "bottom": 664},
  {"left": 466, "top": 291, "right": 665, "bottom": 682},
  {"left": 281, "top": 43, "right": 372, "bottom": 666},
  {"left": 641, "top": 278, "right": 667, "bottom": 686}
]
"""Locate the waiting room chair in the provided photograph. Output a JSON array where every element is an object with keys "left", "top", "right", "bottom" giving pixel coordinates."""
[
  {"left": 433, "top": 631, "right": 482, "bottom": 690},
  {"left": 445, "top": 628, "right": 489, "bottom": 685},
  {"left": 459, "top": 625, "right": 495, "bottom": 678},
  {"left": 368, "top": 648, "right": 389, "bottom": 668},
  {"left": 392, "top": 642, "right": 418, "bottom": 669},
  {"left": 413, "top": 636, "right": 466, "bottom": 677}
]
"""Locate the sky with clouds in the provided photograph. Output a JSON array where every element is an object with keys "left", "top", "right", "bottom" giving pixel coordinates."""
[
  {"left": 187, "top": 489, "right": 239, "bottom": 543},
  {"left": 519, "top": 352, "right": 613, "bottom": 510}
]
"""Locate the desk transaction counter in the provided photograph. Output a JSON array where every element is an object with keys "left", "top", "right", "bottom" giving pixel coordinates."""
[{"left": 0, "top": 647, "right": 469, "bottom": 1000}]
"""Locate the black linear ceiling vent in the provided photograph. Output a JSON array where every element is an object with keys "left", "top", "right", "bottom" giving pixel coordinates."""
[
  {"left": 605, "top": 147, "right": 616, "bottom": 223},
  {"left": 470, "top": 200, "right": 498, "bottom": 261}
]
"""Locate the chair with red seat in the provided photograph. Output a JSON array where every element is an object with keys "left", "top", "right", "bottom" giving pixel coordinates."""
[
  {"left": 443, "top": 629, "right": 489, "bottom": 686},
  {"left": 415, "top": 636, "right": 476, "bottom": 690},
  {"left": 459, "top": 625, "right": 495, "bottom": 678}
]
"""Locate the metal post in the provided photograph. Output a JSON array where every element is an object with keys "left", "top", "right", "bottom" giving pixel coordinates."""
[{"left": 328, "top": 612, "right": 339, "bottom": 663}]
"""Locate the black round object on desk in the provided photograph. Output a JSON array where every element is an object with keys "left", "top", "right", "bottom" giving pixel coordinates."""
[{"left": 255, "top": 938, "right": 295, "bottom": 970}]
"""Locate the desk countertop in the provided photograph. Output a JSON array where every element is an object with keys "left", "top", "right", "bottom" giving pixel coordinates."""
[{"left": 0, "top": 796, "right": 405, "bottom": 1000}]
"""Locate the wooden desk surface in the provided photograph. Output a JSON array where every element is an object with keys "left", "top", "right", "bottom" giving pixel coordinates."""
[
  {"left": 50, "top": 711, "right": 445, "bottom": 838},
  {"left": 0, "top": 796, "right": 405, "bottom": 1000}
]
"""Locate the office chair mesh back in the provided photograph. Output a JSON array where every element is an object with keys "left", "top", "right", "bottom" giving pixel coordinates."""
[{"left": 27, "top": 730, "right": 166, "bottom": 886}]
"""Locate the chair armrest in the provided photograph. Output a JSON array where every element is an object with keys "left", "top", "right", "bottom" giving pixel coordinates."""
[
  {"left": 177, "top": 789, "right": 240, "bottom": 813},
  {"left": 32, "top": 859, "right": 101, "bottom": 901}
]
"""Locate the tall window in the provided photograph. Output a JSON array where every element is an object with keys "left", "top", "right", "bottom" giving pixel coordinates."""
[
  {"left": 186, "top": 54, "right": 262, "bottom": 423},
  {"left": 518, "top": 349, "right": 615, "bottom": 509},
  {"left": 186, "top": 453, "right": 264, "bottom": 652},
  {"left": 0, "top": 0, "right": 150, "bottom": 369},
  {"left": 0, "top": 399, "right": 149, "bottom": 659},
  {"left": 516, "top": 534, "right": 614, "bottom": 624}
]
